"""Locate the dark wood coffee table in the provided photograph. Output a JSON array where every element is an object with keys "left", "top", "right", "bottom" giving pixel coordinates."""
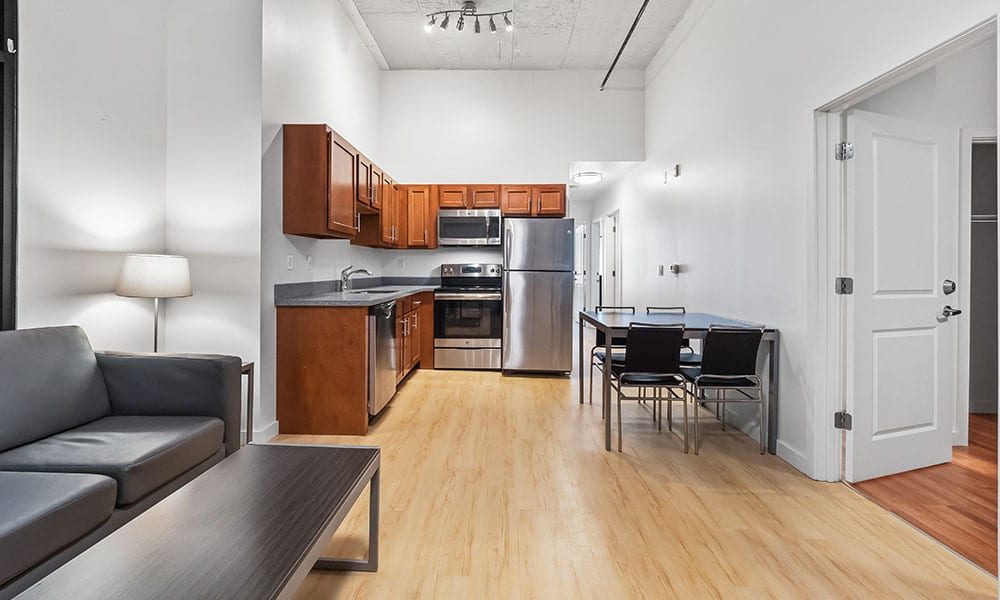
[{"left": 17, "top": 443, "right": 380, "bottom": 600}]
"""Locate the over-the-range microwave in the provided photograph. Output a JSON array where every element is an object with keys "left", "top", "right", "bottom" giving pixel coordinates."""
[{"left": 437, "top": 209, "right": 501, "bottom": 246}]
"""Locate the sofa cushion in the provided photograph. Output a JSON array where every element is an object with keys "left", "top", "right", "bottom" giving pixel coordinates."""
[
  {"left": 0, "top": 416, "right": 223, "bottom": 506},
  {"left": 0, "top": 471, "right": 116, "bottom": 586},
  {"left": 0, "top": 326, "right": 110, "bottom": 453}
]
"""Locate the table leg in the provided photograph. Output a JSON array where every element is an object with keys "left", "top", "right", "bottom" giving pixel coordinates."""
[
  {"left": 604, "top": 328, "right": 612, "bottom": 451},
  {"left": 313, "top": 469, "right": 380, "bottom": 572},
  {"left": 578, "top": 318, "right": 585, "bottom": 404},
  {"left": 767, "top": 337, "right": 779, "bottom": 455}
]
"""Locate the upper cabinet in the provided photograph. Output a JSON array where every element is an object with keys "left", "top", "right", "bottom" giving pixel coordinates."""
[
  {"left": 501, "top": 184, "right": 566, "bottom": 217},
  {"left": 283, "top": 124, "right": 357, "bottom": 239},
  {"left": 438, "top": 185, "right": 468, "bottom": 209},
  {"left": 356, "top": 154, "right": 373, "bottom": 209},
  {"left": 469, "top": 185, "right": 501, "bottom": 209},
  {"left": 405, "top": 186, "right": 435, "bottom": 248}
]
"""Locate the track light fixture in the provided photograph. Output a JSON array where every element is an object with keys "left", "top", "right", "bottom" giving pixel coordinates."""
[{"left": 423, "top": 1, "right": 513, "bottom": 35}]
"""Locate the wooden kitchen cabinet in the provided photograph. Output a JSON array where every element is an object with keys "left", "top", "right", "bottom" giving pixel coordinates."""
[
  {"left": 437, "top": 185, "right": 468, "bottom": 209},
  {"left": 533, "top": 185, "right": 567, "bottom": 217},
  {"left": 417, "top": 293, "right": 435, "bottom": 369},
  {"left": 356, "top": 153, "right": 373, "bottom": 209},
  {"left": 469, "top": 185, "right": 501, "bottom": 208},
  {"left": 406, "top": 186, "right": 434, "bottom": 248},
  {"left": 501, "top": 185, "right": 533, "bottom": 216},
  {"left": 276, "top": 306, "right": 369, "bottom": 435},
  {"left": 282, "top": 124, "right": 358, "bottom": 239},
  {"left": 371, "top": 165, "right": 383, "bottom": 211}
]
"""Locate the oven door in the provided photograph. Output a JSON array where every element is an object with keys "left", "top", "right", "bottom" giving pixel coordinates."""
[
  {"left": 434, "top": 292, "right": 503, "bottom": 348},
  {"left": 438, "top": 210, "right": 501, "bottom": 246}
]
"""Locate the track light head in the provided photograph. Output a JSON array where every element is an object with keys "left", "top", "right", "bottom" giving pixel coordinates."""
[
  {"left": 440, "top": 13, "right": 450, "bottom": 30},
  {"left": 474, "top": 17, "right": 481, "bottom": 34},
  {"left": 424, "top": 15, "right": 435, "bottom": 32},
  {"left": 489, "top": 16, "right": 497, "bottom": 34},
  {"left": 503, "top": 13, "right": 513, "bottom": 32},
  {"left": 457, "top": 15, "right": 464, "bottom": 31}
]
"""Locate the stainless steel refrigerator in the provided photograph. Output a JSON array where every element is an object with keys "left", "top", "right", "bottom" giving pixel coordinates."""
[{"left": 502, "top": 218, "right": 575, "bottom": 373}]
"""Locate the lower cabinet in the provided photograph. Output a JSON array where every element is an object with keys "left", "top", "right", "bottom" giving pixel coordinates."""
[{"left": 277, "top": 292, "right": 435, "bottom": 436}]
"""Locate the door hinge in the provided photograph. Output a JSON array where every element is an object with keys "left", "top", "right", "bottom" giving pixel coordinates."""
[
  {"left": 834, "top": 277, "right": 853, "bottom": 295},
  {"left": 835, "top": 141, "right": 854, "bottom": 161},
  {"left": 834, "top": 411, "right": 853, "bottom": 430}
]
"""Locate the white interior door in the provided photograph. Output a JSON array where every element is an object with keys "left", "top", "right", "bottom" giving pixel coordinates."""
[
  {"left": 845, "top": 109, "right": 959, "bottom": 483},
  {"left": 573, "top": 224, "right": 588, "bottom": 316},
  {"left": 591, "top": 219, "right": 604, "bottom": 307},
  {"left": 604, "top": 212, "right": 620, "bottom": 305}
]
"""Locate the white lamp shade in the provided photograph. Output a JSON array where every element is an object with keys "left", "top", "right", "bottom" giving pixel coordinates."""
[{"left": 115, "top": 254, "right": 192, "bottom": 299}]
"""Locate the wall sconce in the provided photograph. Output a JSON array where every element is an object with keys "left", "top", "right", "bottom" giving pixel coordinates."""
[{"left": 664, "top": 164, "right": 681, "bottom": 183}]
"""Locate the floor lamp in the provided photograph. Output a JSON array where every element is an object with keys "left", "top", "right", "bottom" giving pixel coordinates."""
[{"left": 115, "top": 254, "right": 192, "bottom": 352}]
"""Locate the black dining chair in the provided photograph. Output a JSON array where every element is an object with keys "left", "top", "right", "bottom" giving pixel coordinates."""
[
  {"left": 646, "top": 306, "right": 701, "bottom": 365},
  {"left": 589, "top": 306, "right": 635, "bottom": 412},
  {"left": 609, "top": 323, "right": 689, "bottom": 453},
  {"left": 682, "top": 325, "right": 766, "bottom": 455}
]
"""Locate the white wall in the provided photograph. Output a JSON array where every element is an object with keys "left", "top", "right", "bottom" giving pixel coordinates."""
[
  {"left": 164, "top": 1, "right": 263, "bottom": 423},
  {"left": 379, "top": 69, "right": 645, "bottom": 185},
  {"left": 261, "top": 0, "right": 385, "bottom": 433},
  {"left": 18, "top": 0, "right": 167, "bottom": 352},
  {"left": 601, "top": 0, "right": 999, "bottom": 478}
]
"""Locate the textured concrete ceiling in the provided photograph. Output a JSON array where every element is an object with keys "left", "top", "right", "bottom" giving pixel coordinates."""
[{"left": 347, "top": 0, "right": 693, "bottom": 70}]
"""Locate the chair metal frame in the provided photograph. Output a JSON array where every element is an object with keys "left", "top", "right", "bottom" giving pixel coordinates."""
[
  {"left": 588, "top": 306, "right": 635, "bottom": 414},
  {"left": 608, "top": 323, "right": 691, "bottom": 453},
  {"left": 686, "top": 325, "right": 766, "bottom": 455}
]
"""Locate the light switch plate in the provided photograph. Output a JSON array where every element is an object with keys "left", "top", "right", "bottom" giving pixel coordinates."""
[
  {"left": 286, "top": 254, "right": 294, "bottom": 270},
  {"left": 658, "top": 265, "right": 664, "bottom": 276},
  {"left": 305, "top": 255, "right": 313, "bottom": 270}
]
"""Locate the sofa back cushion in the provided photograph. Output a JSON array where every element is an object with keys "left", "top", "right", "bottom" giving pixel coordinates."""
[{"left": 0, "top": 326, "right": 110, "bottom": 452}]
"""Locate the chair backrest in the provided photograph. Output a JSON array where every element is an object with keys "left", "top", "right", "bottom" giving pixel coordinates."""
[
  {"left": 700, "top": 325, "right": 765, "bottom": 377},
  {"left": 623, "top": 323, "right": 685, "bottom": 375},
  {"left": 595, "top": 306, "right": 634, "bottom": 346},
  {"left": 0, "top": 326, "right": 111, "bottom": 452},
  {"left": 646, "top": 306, "right": 686, "bottom": 314}
]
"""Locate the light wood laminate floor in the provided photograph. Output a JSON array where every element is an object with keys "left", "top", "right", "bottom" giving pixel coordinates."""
[{"left": 278, "top": 370, "right": 996, "bottom": 599}]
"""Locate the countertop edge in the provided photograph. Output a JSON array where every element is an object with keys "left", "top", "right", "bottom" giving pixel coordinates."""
[{"left": 275, "top": 285, "right": 439, "bottom": 307}]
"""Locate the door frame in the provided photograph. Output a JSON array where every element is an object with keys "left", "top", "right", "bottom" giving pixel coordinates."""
[
  {"left": 605, "top": 209, "right": 622, "bottom": 306},
  {"left": 811, "top": 17, "right": 998, "bottom": 482},
  {"left": 957, "top": 129, "right": 998, "bottom": 445},
  {"left": 591, "top": 218, "right": 604, "bottom": 307}
]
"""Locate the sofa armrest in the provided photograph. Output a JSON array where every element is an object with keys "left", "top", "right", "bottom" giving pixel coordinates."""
[{"left": 95, "top": 352, "right": 243, "bottom": 455}]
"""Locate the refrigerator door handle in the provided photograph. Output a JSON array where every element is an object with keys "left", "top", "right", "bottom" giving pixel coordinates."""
[{"left": 503, "top": 224, "right": 512, "bottom": 267}]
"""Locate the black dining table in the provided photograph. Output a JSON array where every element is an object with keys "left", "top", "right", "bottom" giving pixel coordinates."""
[{"left": 578, "top": 311, "right": 780, "bottom": 453}]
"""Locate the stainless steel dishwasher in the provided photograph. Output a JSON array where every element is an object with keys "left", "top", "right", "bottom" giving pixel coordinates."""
[{"left": 368, "top": 300, "right": 398, "bottom": 416}]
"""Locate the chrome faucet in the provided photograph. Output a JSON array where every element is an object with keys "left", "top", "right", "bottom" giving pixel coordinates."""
[{"left": 341, "top": 265, "right": 373, "bottom": 291}]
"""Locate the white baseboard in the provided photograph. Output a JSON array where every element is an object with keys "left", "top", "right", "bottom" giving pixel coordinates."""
[
  {"left": 776, "top": 440, "right": 809, "bottom": 475},
  {"left": 243, "top": 420, "right": 279, "bottom": 444}
]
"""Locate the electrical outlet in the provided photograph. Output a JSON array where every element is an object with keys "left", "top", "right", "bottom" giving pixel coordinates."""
[
  {"left": 396, "top": 258, "right": 405, "bottom": 270},
  {"left": 305, "top": 255, "right": 313, "bottom": 270},
  {"left": 286, "top": 254, "right": 294, "bottom": 271}
]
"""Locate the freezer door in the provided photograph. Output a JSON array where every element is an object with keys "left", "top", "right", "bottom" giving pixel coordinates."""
[
  {"left": 503, "top": 218, "right": 575, "bottom": 271},
  {"left": 502, "top": 270, "right": 574, "bottom": 372}
]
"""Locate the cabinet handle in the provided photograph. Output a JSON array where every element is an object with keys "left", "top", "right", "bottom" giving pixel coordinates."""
[
  {"left": 413, "top": 314, "right": 419, "bottom": 329},
  {"left": 355, "top": 213, "right": 361, "bottom": 231}
]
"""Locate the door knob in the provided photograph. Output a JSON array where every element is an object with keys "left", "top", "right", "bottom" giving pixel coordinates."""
[
  {"left": 938, "top": 305, "right": 963, "bottom": 322},
  {"left": 942, "top": 279, "right": 956, "bottom": 295}
]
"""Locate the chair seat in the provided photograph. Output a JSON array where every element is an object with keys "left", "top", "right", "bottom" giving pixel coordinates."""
[
  {"left": 594, "top": 349, "right": 626, "bottom": 364},
  {"left": 0, "top": 415, "right": 224, "bottom": 506},
  {"left": 681, "top": 366, "right": 757, "bottom": 388},
  {"left": 611, "top": 365, "right": 684, "bottom": 386},
  {"left": 0, "top": 471, "right": 116, "bottom": 586}
]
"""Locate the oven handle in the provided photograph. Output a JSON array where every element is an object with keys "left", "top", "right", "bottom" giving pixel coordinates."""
[{"left": 434, "top": 292, "right": 502, "bottom": 301}]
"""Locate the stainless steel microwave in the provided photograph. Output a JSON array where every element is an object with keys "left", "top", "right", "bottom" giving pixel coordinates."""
[{"left": 437, "top": 209, "right": 501, "bottom": 246}]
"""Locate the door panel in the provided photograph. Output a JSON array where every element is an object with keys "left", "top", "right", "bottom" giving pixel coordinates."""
[
  {"left": 407, "top": 186, "right": 431, "bottom": 247},
  {"left": 846, "top": 110, "right": 958, "bottom": 482},
  {"left": 438, "top": 185, "right": 468, "bottom": 209},
  {"left": 534, "top": 185, "right": 567, "bottom": 216},
  {"left": 328, "top": 133, "right": 357, "bottom": 235},
  {"left": 503, "top": 218, "right": 574, "bottom": 271},
  {"left": 502, "top": 271, "right": 574, "bottom": 371},
  {"left": 501, "top": 185, "right": 532, "bottom": 216},
  {"left": 470, "top": 185, "right": 501, "bottom": 208}
]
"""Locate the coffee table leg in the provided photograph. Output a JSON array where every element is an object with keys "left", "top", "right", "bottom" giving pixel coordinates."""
[{"left": 313, "top": 469, "right": 379, "bottom": 572}]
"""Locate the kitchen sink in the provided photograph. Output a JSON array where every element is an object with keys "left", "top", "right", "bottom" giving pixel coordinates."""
[{"left": 347, "top": 289, "right": 400, "bottom": 295}]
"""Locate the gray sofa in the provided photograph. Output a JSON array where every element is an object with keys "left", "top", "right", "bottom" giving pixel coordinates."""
[{"left": 0, "top": 326, "right": 242, "bottom": 599}]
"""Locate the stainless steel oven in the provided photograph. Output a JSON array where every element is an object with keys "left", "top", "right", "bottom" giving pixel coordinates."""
[
  {"left": 437, "top": 209, "right": 502, "bottom": 246},
  {"left": 434, "top": 263, "right": 502, "bottom": 370}
]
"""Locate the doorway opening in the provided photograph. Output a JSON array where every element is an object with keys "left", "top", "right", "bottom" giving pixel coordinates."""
[
  {"left": 815, "top": 20, "right": 998, "bottom": 575},
  {"left": 603, "top": 210, "right": 622, "bottom": 306}
]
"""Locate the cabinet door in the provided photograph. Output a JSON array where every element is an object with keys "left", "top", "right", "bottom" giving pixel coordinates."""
[
  {"left": 533, "top": 185, "right": 567, "bottom": 217},
  {"left": 438, "top": 185, "right": 468, "bottom": 209},
  {"left": 501, "top": 185, "right": 532, "bottom": 216},
  {"left": 409, "top": 312, "right": 420, "bottom": 369},
  {"left": 371, "top": 166, "right": 383, "bottom": 210},
  {"left": 469, "top": 185, "right": 501, "bottom": 208},
  {"left": 356, "top": 154, "right": 372, "bottom": 207},
  {"left": 380, "top": 176, "right": 395, "bottom": 245},
  {"left": 406, "top": 186, "right": 432, "bottom": 247},
  {"left": 328, "top": 132, "right": 359, "bottom": 235},
  {"left": 418, "top": 295, "right": 434, "bottom": 369},
  {"left": 396, "top": 313, "right": 406, "bottom": 383}
]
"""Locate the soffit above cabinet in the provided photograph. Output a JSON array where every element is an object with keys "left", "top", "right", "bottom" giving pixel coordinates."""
[{"left": 340, "top": 0, "right": 693, "bottom": 71}]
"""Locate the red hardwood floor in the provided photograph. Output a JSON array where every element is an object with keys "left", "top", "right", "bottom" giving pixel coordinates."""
[{"left": 853, "top": 414, "right": 998, "bottom": 575}]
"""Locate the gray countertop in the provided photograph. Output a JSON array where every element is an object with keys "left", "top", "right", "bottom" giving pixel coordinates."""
[{"left": 275, "top": 284, "right": 439, "bottom": 307}]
